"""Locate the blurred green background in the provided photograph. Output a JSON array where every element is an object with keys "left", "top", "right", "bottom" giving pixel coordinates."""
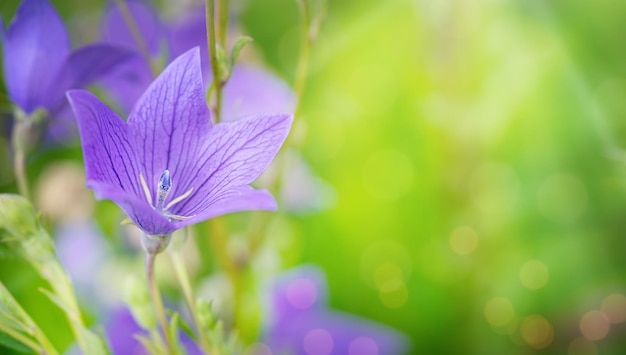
[{"left": 3, "top": 0, "right": 626, "bottom": 354}]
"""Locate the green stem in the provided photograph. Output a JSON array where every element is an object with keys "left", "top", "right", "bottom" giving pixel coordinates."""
[
  {"left": 146, "top": 252, "right": 174, "bottom": 354},
  {"left": 205, "top": 219, "right": 242, "bottom": 326},
  {"left": 11, "top": 118, "right": 30, "bottom": 200},
  {"left": 206, "top": 0, "right": 223, "bottom": 121},
  {"left": 293, "top": 0, "right": 312, "bottom": 116},
  {"left": 217, "top": 0, "right": 230, "bottom": 49},
  {"left": 168, "top": 252, "right": 211, "bottom": 352},
  {"left": 13, "top": 149, "right": 29, "bottom": 200},
  {"left": 114, "top": 0, "right": 158, "bottom": 75}
]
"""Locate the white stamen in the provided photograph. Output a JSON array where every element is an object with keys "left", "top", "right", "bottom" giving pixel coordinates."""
[
  {"left": 166, "top": 213, "right": 195, "bottom": 221},
  {"left": 164, "top": 187, "right": 194, "bottom": 211},
  {"left": 139, "top": 173, "right": 152, "bottom": 205}
]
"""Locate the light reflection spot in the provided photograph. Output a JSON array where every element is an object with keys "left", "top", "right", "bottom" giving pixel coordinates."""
[
  {"left": 580, "top": 310, "right": 610, "bottom": 341},
  {"left": 349, "top": 337, "right": 378, "bottom": 355},
  {"left": 379, "top": 280, "right": 409, "bottom": 308},
  {"left": 519, "top": 260, "right": 549, "bottom": 290},
  {"left": 303, "top": 329, "right": 334, "bottom": 355},
  {"left": 449, "top": 226, "right": 478, "bottom": 255},
  {"left": 601, "top": 293, "right": 626, "bottom": 324},
  {"left": 287, "top": 278, "right": 318, "bottom": 310},
  {"left": 484, "top": 297, "right": 514, "bottom": 327},
  {"left": 520, "top": 315, "right": 554, "bottom": 349}
]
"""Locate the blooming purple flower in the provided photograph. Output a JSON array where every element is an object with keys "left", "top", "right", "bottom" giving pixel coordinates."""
[
  {"left": 101, "top": 0, "right": 295, "bottom": 120},
  {"left": 263, "top": 266, "right": 411, "bottom": 355},
  {"left": 67, "top": 47, "right": 292, "bottom": 237},
  {"left": 1, "top": 0, "right": 135, "bottom": 117}
]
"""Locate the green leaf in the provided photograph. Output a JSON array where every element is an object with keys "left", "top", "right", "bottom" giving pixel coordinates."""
[
  {"left": 0, "top": 331, "right": 32, "bottom": 354},
  {"left": 0, "top": 194, "right": 106, "bottom": 354},
  {"left": 228, "top": 36, "right": 254, "bottom": 77},
  {"left": 167, "top": 309, "right": 196, "bottom": 341}
]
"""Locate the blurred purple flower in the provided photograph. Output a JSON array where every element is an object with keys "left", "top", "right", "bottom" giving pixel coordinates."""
[
  {"left": 263, "top": 266, "right": 411, "bottom": 355},
  {"left": 1, "top": 0, "right": 135, "bottom": 117},
  {"left": 104, "top": 307, "right": 202, "bottom": 355},
  {"left": 67, "top": 48, "right": 292, "bottom": 236},
  {"left": 101, "top": 0, "right": 295, "bottom": 120}
]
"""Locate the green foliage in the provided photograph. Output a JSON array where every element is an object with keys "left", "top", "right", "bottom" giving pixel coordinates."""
[{"left": 0, "top": 194, "right": 107, "bottom": 355}]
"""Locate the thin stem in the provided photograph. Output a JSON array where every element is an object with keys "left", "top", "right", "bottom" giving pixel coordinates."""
[
  {"left": 13, "top": 149, "right": 29, "bottom": 200},
  {"left": 217, "top": 0, "right": 230, "bottom": 48},
  {"left": 145, "top": 252, "right": 174, "bottom": 354},
  {"left": 168, "top": 251, "right": 211, "bottom": 352},
  {"left": 114, "top": 0, "right": 158, "bottom": 76},
  {"left": 11, "top": 117, "right": 31, "bottom": 200},
  {"left": 206, "top": 0, "right": 223, "bottom": 121},
  {"left": 293, "top": 0, "right": 312, "bottom": 116},
  {"left": 205, "top": 219, "right": 241, "bottom": 325}
]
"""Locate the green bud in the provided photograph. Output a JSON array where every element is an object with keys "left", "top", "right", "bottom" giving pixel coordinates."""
[{"left": 195, "top": 298, "right": 215, "bottom": 330}]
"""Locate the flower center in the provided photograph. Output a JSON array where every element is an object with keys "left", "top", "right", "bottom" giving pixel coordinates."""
[{"left": 139, "top": 170, "right": 195, "bottom": 221}]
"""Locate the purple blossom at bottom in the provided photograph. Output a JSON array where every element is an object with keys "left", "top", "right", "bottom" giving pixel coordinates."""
[
  {"left": 104, "top": 307, "right": 202, "bottom": 355},
  {"left": 67, "top": 47, "right": 292, "bottom": 237},
  {"left": 263, "top": 266, "right": 411, "bottom": 355}
]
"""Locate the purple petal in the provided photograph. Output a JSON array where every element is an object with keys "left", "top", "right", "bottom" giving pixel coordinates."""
[
  {"left": 222, "top": 64, "right": 296, "bottom": 121},
  {"left": 126, "top": 47, "right": 213, "bottom": 207},
  {"left": 168, "top": 8, "right": 210, "bottom": 71},
  {"left": 47, "top": 44, "right": 138, "bottom": 115},
  {"left": 66, "top": 90, "right": 140, "bottom": 200},
  {"left": 102, "top": 0, "right": 164, "bottom": 55},
  {"left": 170, "top": 112, "right": 293, "bottom": 218},
  {"left": 2, "top": 0, "right": 70, "bottom": 113},
  {"left": 67, "top": 90, "right": 176, "bottom": 234},
  {"left": 176, "top": 186, "right": 276, "bottom": 229},
  {"left": 91, "top": 182, "right": 175, "bottom": 235},
  {"left": 100, "top": 55, "right": 154, "bottom": 114}
]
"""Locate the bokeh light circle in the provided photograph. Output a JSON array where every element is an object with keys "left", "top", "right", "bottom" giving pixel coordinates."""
[
  {"left": 349, "top": 336, "right": 379, "bottom": 355},
  {"left": 520, "top": 315, "right": 553, "bottom": 349},
  {"left": 378, "top": 280, "right": 409, "bottom": 308},
  {"left": 485, "top": 297, "right": 515, "bottom": 327},
  {"left": 449, "top": 226, "right": 478, "bottom": 255},
  {"left": 601, "top": 293, "right": 626, "bottom": 324},
  {"left": 303, "top": 329, "right": 334, "bottom": 355},
  {"left": 579, "top": 310, "right": 610, "bottom": 341},
  {"left": 519, "top": 260, "right": 549, "bottom": 290},
  {"left": 287, "top": 278, "right": 318, "bottom": 310}
]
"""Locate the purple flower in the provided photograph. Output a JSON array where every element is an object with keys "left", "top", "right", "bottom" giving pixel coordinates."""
[
  {"left": 104, "top": 307, "right": 202, "bottom": 355},
  {"left": 101, "top": 0, "right": 295, "bottom": 120},
  {"left": 263, "top": 266, "right": 411, "bottom": 355},
  {"left": 1, "top": 0, "right": 135, "bottom": 117},
  {"left": 67, "top": 47, "right": 292, "bottom": 237}
]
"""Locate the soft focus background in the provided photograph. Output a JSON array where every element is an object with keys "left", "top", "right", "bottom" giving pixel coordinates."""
[{"left": 2, "top": 0, "right": 626, "bottom": 354}]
